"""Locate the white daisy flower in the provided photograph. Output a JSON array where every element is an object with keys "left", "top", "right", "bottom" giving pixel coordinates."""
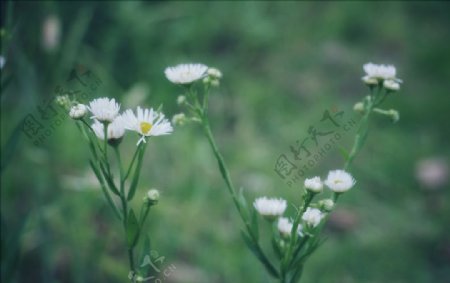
[
  {"left": 91, "top": 115, "right": 125, "bottom": 141},
  {"left": 88, "top": 97, "right": 120, "bottom": 123},
  {"left": 363, "top": 63, "right": 397, "bottom": 80},
  {"left": 324, "top": 169, "right": 356, "bottom": 193},
  {"left": 69, "top": 104, "right": 87, "bottom": 119},
  {"left": 253, "top": 197, "right": 287, "bottom": 220},
  {"left": 164, "top": 63, "right": 208, "bottom": 84},
  {"left": 302, "top": 207, "right": 324, "bottom": 228},
  {"left": 277, "top": 217, "right": 303, "bottom": 238},
  {"left": 122, "top": 107, "right": 173, "bottom": 145},
  {"left": 304, "top": 176, "right": 323, "bottom": 193}
]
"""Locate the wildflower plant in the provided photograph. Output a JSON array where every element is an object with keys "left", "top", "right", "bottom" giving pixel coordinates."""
[
  {"left": 166, "top": 62, "right": 402, "bottom": 282},
  {"left": 62, "top": 96, "right": 173, "bottom": 282}
]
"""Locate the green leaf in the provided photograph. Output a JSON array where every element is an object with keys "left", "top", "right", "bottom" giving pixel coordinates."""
[
  {"left": 337, "top": 146, "right": 350, "bottom": 161},
  {"left": 289, "top": 265, "right": 304, "bottom": 283},
  {"left": 89, "top": 160, "right": 103, "bottom": 184},
  {"left": 271, "top": 238, "right": 283, "bottom": 259},
  {"left": 127, "top": 209, "right": 140, "bottom": 248},
  {"left": 240, "top": 230, "right": 279, "bottom": 278},
  {"left": 250, "top": 206, "right": 259, "bottom": 241},
  {"left": 237, "top": 187, "right": 250, "bottom": 222},
  {"left": 99, "top": 163, "right": 120, "bottom": 196}
]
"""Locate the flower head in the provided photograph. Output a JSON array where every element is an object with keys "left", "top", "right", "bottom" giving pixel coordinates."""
[
  {"left": 122, "top": 107, "right": 173, "bottom": 145},
  {"left": 302, "top": 207, "right": 324, "bottom": 228},
  {"left": 91, "top": 115, "right": 125, "bottom": 142},
  {"left": 277, "top": 217, "right": 303, "bottom": 238},
  {"left": 304, "top": 176, "right": 323, "bottom": 193},
  {"left": 383, "top": 79, "right": 400, "bottom": 91},
  {"left": 363, "top": 63, "right": 397, "bottom": 80},
  {"left": 324, "top": 170, "right": 356, "bottom": 193},
  {"left": 165, "top": 63, "right": 208, "bottom": 84},
  {"left": 69, "top": 104, "right": 87, "bottom": 120},
  {"left": 88, "top": 97, "right": 120, "bottom": 123},
  {"left": 253, "top": 197, "right": 287, "bottom": 220}
]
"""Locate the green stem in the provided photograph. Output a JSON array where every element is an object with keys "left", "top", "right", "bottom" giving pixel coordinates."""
[
  {"left": 114, "top": 146, "right": 136, "bottom": 281},
  {"left": 344, "top": 97, "right": 373, "bottom": 171},
  {"left": 201, "top": 110, "right": 278, "bottom": 278},
  {"left": 282, "top": 192, "right": 314, "bottom": 278}
]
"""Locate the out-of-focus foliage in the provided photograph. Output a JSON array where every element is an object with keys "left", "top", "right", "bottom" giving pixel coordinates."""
[{"left": 1, "top": 1, "right": 449, "bottom": 283}]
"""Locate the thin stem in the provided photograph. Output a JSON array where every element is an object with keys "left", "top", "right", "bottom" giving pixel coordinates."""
[
  {"left": 281, "top": 192, "right": 315, "bottom": 278},
  {"left": 200, "top": 104, "right": 278, "bottom": 277},
  {"left": 124, "top": 145, "right": 141, "bottom": 181},
  {"left": 114, "top": 145, "right": 136, "bottom": 281}
]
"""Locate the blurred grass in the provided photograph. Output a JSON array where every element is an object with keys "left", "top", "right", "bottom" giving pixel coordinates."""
[{"left": 1, "top": 1, "right": 450, "bottom": 283}]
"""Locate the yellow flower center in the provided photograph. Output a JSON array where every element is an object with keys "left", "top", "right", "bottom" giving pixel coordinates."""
[
  {"left": 334, "top": 180, "right": 342, "bottom": 184},
  {"left": 140, "top": 122, "right": 153, "bottom": 134}
]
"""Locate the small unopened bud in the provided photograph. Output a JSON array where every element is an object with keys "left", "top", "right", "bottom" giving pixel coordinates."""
[
  {"left": 172, "top": 113, "right": 187, "bottom": 126},
  {"left": 353, "top": 102, "right": 364, "bottom": 113},
  {"left": 362, "top": 75, "right": 378, "bottom": 85},
  {"left": 146, "top": 189, "right": 160, "bottom": 205},
  {"left": 388, "top": 109, "right": 400, "bottom": 123},
  {"left": 383, "top": 79, "right": 400, "bottom": 91},
  {"left": 177, "top": 95, "right": 186, "bottom": 105},
  {"left": 318, "top": 199, "right": 334, "bottom": 212},
  {"left": 207, "top": 67, "right": 222, "bottom": 79},
  {"left": 202, "top": 76, "right": 211, "bottom": 84},
  {"left": 210, "top": 79, "right": 220, "bottom": 87},
  {"left": 56, "top": 95, "right": 71, "bottom": 108},
  {"left": 69, "top": 104, "right": 87, "bottom": 119}
]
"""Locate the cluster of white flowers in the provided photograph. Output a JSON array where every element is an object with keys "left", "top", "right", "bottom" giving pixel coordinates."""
[
  {"left": 165, "top": 63, "right": 222, "bottom": 86},
  {"left": 305, "top": 169, "right": 355, "bottom": 193},
  {"left": 362, "top": 63, "right": 402, "bottom": 90},
  {"left": 252, "top": 170, "right": 355, "bottom": 237},
  {"left": 69, "top": 97, "right": 173, "bottom": 145}
]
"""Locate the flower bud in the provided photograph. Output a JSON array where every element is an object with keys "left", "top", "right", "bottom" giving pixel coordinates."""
[
  {"left": 69, "top": 104, "right": 87, "bottom": 119},
  {"left": 172, "top": 113, "right": 187, "bottom": 126},
  {"left": 318, "top": 199, "right": 334, "bottom": 212},
  {"left": 207, "top": 67, "right": 222, "bottom": 79},
  {"left": 56, "top": 95, "right": 71, "bottom": 108},
  {"left": 146, "top": 189, "right": 160, "bottom": 205},
  {"left": 388, "top": 109, "right": 400, "bottom": 123},
  {"left": 383, "top": 79, "right": 400, "bottom": 91},
  {"left": 353, "top": 102, "right": 364, "bottom": 113},
  {"left": 177, "top": 95, "right": 186, "bottom": 105},
  {"left": 210, "top": 79, "right": 220, "bottom": 87},
  {"left": 361, "top": 75, "right": 378, "bottom": 85}
]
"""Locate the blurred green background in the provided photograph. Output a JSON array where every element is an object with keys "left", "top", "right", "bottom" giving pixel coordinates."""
[{"left": 1, "top": 1, "right": 450, "bottom": 283}]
